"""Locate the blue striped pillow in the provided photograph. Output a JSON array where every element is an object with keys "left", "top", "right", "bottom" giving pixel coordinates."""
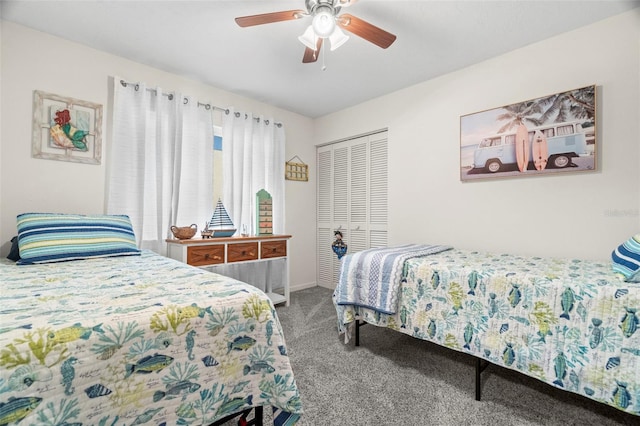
[
  {"left": 16, "top": 213, "right": 140, "bottom": 265},
  {"left": 612, "top": 233, "right": 640, "bottom": 282}
]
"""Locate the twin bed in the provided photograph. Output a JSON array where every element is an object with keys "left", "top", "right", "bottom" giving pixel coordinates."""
[
  {"left": 334, "top": 243, "right": 640, "bottom": 418},
  {"left": 1, "top": 213, "right": 302, "bottom": 426}
]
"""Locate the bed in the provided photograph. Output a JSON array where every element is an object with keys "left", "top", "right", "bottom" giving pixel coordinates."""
[
  {"left": 334, "top": 244, "right": 640, "bottom": 417},
  {"left": 1, "top": 213, "right": 302, "bottom": 426}
]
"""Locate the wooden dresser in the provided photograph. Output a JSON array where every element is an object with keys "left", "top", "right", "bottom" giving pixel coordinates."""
[{"left": 166, "top": 235, "right": 291, "bottom": 306}]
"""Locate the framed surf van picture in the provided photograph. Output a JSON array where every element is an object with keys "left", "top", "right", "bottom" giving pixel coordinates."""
[{"left": 460, "top": 85, "right": 596, "bottom": 182}]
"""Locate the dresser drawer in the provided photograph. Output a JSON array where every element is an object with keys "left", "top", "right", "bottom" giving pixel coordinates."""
[
  {"left": 187, "top": 245, "right": 224, "bottom": 266},
  {"left": 227, "top": 242, "right": 258, "bottom": 263},
  {"left": 261, "top": 240, "right": 287, "bottom": 259}
]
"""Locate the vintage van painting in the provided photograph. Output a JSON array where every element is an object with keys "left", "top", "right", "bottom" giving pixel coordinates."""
[{"left": 460, "top": 85, "right": 596, "bottom": 181}]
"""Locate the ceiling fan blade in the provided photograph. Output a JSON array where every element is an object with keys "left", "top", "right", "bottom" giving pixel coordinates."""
[
  {"left": 337, "top": 13, "right": 396, "bottom": 49},
  {"left": 235, "top": 9, "right": 305, "bottom": 27},
  {"left": 302, "top": 38, "right": 323, "bottom": 63}
]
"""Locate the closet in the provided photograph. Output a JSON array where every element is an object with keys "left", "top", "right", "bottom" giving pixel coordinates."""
[{"left": 316, "top": 130, "right": 388, "bottom": 288}]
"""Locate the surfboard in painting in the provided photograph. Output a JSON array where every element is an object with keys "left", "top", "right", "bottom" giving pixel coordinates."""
[
  {"left": 515, "top": 124, "right": 530, "bottom": 172},
  {"left": 532, "top": 130, "right": 549, "bottom": 170}
]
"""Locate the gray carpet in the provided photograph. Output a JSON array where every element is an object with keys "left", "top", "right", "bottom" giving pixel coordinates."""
[{"left": 271, "top": 287, "right": 638, "bottom": 426}]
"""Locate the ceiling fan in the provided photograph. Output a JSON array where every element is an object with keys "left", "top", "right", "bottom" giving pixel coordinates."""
[{"left": 235, "top": 0, "right": 397, "bottom": 64}]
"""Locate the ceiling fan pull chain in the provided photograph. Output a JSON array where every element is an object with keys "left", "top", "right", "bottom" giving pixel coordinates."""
[{"left": 321, "top": 40, "right": 327, "bottom": 71}]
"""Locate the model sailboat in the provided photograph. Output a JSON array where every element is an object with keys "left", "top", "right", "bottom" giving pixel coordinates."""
[{"left": 202, "top": 199, "right": 236, "bottom": 238}]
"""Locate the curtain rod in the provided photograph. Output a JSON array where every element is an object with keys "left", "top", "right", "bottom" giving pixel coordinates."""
[{"left": 119, "top": 80, "right": 282, "bottom": 128}]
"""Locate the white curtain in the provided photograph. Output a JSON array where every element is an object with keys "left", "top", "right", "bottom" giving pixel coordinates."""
[
  {"left": 107, "top": 79, "right": 213, "bottom": 254},
  {"left": 222, "top": 108, "right": 285, "bottom": 235}
]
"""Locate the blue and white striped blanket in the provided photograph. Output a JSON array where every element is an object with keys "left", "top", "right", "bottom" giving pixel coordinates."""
[{"left": 334, "top": 244, "right": 451, "bottom": 314}]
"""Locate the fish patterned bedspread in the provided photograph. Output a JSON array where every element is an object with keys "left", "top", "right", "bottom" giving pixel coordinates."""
[
  {"left": 0, "top": 251, "right": 302, "bottom": 426},
  {"left": 334, "top": 248, "right": 640, "bottom": 417}
]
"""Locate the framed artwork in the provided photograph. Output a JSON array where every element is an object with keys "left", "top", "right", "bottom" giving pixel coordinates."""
[
  {"left": 460, "top": 85, "right": 596, "bottom": 181},
  {"left": 285, "top": 155, "right": 309, "bottom": 181},
  {"left": 32, "top": 90, "right": 103, "bottom": 164}
]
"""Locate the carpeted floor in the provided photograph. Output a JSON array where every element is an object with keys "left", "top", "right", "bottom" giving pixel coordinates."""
[
  {"left": 220, "top": 286, "right": 638, "bottom": 425},
  {"left": 269, "top": 286, "right": 638, "bottom": 426}
]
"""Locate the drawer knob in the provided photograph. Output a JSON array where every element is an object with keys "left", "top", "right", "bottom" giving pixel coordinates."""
[
  {"left": 242, "top": 250, "right": 246, "bottom": 255},
  {"left": 272, "top": 248, "right": 277, "bottom": 253},
  {"left": 204, "top": 254, "right": 210, "bottom": 259}
]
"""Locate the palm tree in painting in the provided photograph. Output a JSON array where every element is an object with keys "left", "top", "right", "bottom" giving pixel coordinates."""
[
  {"left": 536, "top": 86, "right": 595, "bottom": 123},
  {"left": 496, "top": 101, "right": 543, "bottom": 133},
  {"left": 496, "top": 86, "right": 594, "bottom": 132}
]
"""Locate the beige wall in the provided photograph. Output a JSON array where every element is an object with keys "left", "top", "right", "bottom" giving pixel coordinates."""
[
  {"left": 0, "top": 22, "right": 317, "bottom": 290},
  {"left": 314, "top": 10, "right": 640, "bottom": 261}
]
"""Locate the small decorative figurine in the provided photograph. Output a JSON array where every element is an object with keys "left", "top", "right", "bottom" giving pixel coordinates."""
[{"left": 331, "top": 230, "right": 348, "bottom": 259}]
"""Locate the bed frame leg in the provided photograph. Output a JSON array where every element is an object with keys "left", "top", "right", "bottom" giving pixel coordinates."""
[
  {"left": 208, "top": 406, "right": 263, "bottom": 426},
  {"left": 252, "top": 406, "right": 263, "bottom": 426},
  {"left": 475, "top": 358, "right": 482, "bottom": 401},
  {"left": 354, "top": 319, "right": 368, "bottom": 347},
  {"left": 354, "top": 319, "right": 489, "bottom": 403},
  {"left": 475, "top": 358, "right": 489, "bottom": 401}
]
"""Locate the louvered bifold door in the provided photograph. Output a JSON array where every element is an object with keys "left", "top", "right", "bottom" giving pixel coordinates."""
[
  {"left": 317, "top": 227, "right": 334, "bottom": 287},
  {"left": 316, "top": 147, "right": 334, "bottom": 288},
  {"left": 316, "top": 130, "right": 388, "bottom": 289},
  {"left": 369, "top": 132, "right": 388, "bottom": 248},
  {"left": 331, "top": 144, "right": 349, "bottom": 285},
  {"left": 349, "top": 137, "right": 369, "bottom": 253},
  {"left": 332, "top": 145, "right": 349, "bottom": 227}
]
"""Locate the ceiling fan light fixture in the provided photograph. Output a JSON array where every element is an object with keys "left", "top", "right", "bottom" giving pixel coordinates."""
[
  {"left": 328, "top": 26, "right": 349, "bottom": 51},
  {"left": 312, "top": 5, "right": 335, "bottom": 38},
  {"left": 234, "top": 0, "right": 396, "bottom": 65},
  {"left": 298, "top": 25, "right": 319, "bottom": 50}
]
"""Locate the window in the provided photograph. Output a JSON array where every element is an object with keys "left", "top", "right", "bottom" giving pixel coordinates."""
[
  {"left": 557, "top": 124, "right": 574, "bottom": 136},
  {"left": 543, "top": 128, "right": 555, "bottom": 137},
  {"left": 212, "top": 126, "right": 223, "bottom": 204}
]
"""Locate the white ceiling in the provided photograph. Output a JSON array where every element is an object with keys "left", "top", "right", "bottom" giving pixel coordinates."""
[{"left": 2, "top": 1, "right": 639, "bottom": 118}]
